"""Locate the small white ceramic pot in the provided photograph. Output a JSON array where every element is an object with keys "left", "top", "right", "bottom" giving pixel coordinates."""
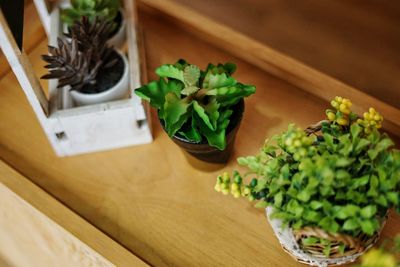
[
  {"left": 70, "top": 50, "right": 129, "bottom": 106},
  {"left": 107, "top": 9, "right": 126, "bottom": 48}
]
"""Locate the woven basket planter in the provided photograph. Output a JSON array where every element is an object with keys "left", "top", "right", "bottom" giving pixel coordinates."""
[{"left": 266, "top": 207, "right": 387, "bottom": 267}]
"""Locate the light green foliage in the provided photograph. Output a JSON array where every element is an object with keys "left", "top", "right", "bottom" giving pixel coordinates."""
[
  {"left": 135, "top": 60, "right": 256, "bottom": 150},
  {"left": 216, "top": 98, "right": 400, "bottom": 245},
  {"left": 61, "top": 0, "right": 120, "bottom": 26}
]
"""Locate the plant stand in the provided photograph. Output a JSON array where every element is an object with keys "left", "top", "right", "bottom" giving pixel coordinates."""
[{"left": 0, "top": 0, "right": 152, "bottom": 156}]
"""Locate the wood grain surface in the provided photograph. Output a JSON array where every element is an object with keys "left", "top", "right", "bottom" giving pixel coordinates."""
[
  {"left": 0, "top": 160, "right": 148, "bottom": 267},
  {"left": 137, "top": 0, "right": 400, "bottom": 136},
  {"left": 0, "top": 3, "right": 399, "bottom": 267},
  {"left": 162, "top": 0, "right": 400, "bottom": 109}
]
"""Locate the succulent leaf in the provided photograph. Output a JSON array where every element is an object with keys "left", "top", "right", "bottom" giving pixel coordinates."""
[
  {"left": 181, "top": 86, "right": 199, "bottom": 96},
  {"left": 196, "top": 109, "right": 233, "bottom": 150},
  {"left": 135, "top": 78, "right": 180, "bottom": 109},
  {"left": 206, "top": 84, "right": 256, "bottom": 106},
  {"left": 62, "top": 0, "right": 120, "bottom": 26},
  {"left": 163, "top": 93, "right": 191, "bottom": 136},
  {"left": 156, "top": 65, "right": 185, "bottom": 83},
  {"left": 183, "top": 65, "right": 200, "bottom": 86},
  {"left": 193, "top": 101, "right": 214, "bottom": 131},
  {"left": 179, "top": 115, "right": 202, "bottom": 143}
]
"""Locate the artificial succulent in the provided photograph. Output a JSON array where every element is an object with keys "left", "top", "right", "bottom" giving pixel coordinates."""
[
  {"left": 41, "top": 17, "right": 117, "bottom": 92},
  {"left": 61, "top": 0, "right": 120, "bottom": 27},
  {"left": 135, "top": 60, "right": 256, "bottom": 150}
]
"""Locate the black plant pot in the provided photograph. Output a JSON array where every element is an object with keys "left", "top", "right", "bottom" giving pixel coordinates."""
[{"left": 160, "top": 99, "right": 245, "bottom": 164}]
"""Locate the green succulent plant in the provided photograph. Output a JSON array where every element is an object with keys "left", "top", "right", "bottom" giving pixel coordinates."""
[
  {"left": 61, "top": 0, "right": 120, "bottom": 27},
  {"left": 216, "top": 96, "right": 400, "bottom": 256},
  {"left": 135, "top": 60, "right": 256, "bottom": 150}
]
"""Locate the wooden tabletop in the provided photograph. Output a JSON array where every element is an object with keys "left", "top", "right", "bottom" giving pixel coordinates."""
[{"left": 0, "top": 3, "right": 399, "bottom": 267}]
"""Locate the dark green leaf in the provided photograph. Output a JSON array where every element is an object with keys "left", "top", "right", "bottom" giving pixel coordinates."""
[
  {"left": 350, "top": 123, "right": 362, "bottom": 139},
  {"left": 206, "top": 84, "right": 256, "bottom": 107},
  {"left": 387, "top": 192, "right": 399, "bottom": 205},
  {"left": 303, "top": 210, "right": 322, "bottom": 222},
  {"left": 163, "top": 93, "right": 190, "bottom": 136},
  {"left": 360, "top": 205, "right": 377, "bottom": 219},
  {"left": 297, "top": 190, "right": 311, "bottom": 202},
  {"left": 193, "top": 101, "right": 214, "bottom": 130},
  {"left": 274, "top": 191, "right": 284, "bottom": 207},
  {"left": 375, "top": 138, "right": 394, "bottom": 153},
  {"left": 355, "top": 138, "right": 370, "bottom": 154},
  {"left": 360, "top": 220, "right": 375, "bottom": 235},
  {"left": 310, "top": 200, "right": 322, "bottom": 210},
  {"left": 135, "top": 79, "right": 183, "bottom": 109},
  {"left": 178, "top": 116, "right": 202, "bottom": 143},
  {"left": 255, "top": 201, "right": 268, "bottom": 208},
  {"left": 302, "top": 237, "right": 319, "bottom": 246},
  {"left": 336, "top": 157, "right": 355, "bottom": 167},
  {"left": 323, "top": 244, "right": 332, "bottom": 257},
  {"left": 343, "top": 218, "right": 359, "bottom": 230},
  {"left": 195, "top": 109, "right": 233, "bottom": 150},
  {"left": 344, "top": 205, "right": 360, "bottom": 217}
]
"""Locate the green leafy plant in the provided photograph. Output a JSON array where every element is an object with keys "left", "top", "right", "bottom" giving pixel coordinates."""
[
  {"left": 215, "top": 96, "right": 400, "bottom": 256},
  {"left": 135, "top": 60, "right": 256, "bottom": 150},
  {"left": 61, "top": 0, "right": 120, "bottom": 27}
]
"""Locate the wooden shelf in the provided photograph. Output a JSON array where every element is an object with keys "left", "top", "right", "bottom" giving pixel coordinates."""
[{"left": 138, "top": 0, "right": 400, "bottom": 136}]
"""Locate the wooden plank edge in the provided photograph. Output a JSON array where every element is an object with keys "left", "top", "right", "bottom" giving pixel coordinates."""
[
  {"left": 0, "top": 9, "right": 49, "bottom": 116},
  {"left": 0, "top": 159, "right": 150, "bottom": 267},
  {"left": 137, "top": 0, "right": 400, "bottom": 137}
]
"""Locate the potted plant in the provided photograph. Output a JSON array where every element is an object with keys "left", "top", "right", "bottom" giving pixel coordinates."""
[
  {"left": 61, "top": 0, "right": 125, "bottom": 47},
  {"left": 41, "top": 16, "right": 129, "bottom": 106},
  {"left": 215, "top": 96, "right": 400, "bottom": 266},
  {"left": 134, "top": 60, "right": 256, "bottom": 163}
]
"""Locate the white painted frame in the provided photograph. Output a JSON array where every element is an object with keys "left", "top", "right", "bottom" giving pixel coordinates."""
[{"left": 0, "top": 0, "right": 153, "bottom": 156}]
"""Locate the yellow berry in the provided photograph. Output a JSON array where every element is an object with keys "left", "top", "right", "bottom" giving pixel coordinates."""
[
  {"left": 222, "top": 172, "right": 230, "bottom": 182},
  {"left": 376, "top": 124, "right": 382, "bottom": 129},
  {"left": 342, "top": 108, "right": 351, "bottom": 115},
  {"left": 363, "top": 112, "right": 370, "bottom": 120},
  {"left": 369, "top": 107, "right": 376, "bottom": 115},
  {"left": 214, "top": 184, "right": 221, "bottom": 192},
  {"left": 370, "top": 121, "right": 376, "bottom": 126},
  {"left": 331, "top": 100, "right": 339, "bottom": 109},
  {"left": 327, "top": 112, "right": 336, "bottom": 121},
  {"left": 221, "top": 183, "right": 228, "bottom": 190},
  {"left": 231, "top": 183, "right": 239, "bottom": 190},
  {"left": 374, "top": 114, "right": 381, "bottom": 121},
  {"left": 357, "top": 119, "right": 363, "bottom": 124},
  {"left": 233, "top": 192, "right": 241, "bottom": 198},
  {"left": 243, "top": 187, "right": 250, "bottom": 195},
  {"left": 335, "top": 96, "right": 343, "bottom": 102},
  {"left": 343, "top": 99, "right": 352, "bottom": 107},
  {"left": 222, "top": 189, "right": 229, "bottom": 195},
  {"left": 337, "top": 118, "right": 349, "bottom": 126}
]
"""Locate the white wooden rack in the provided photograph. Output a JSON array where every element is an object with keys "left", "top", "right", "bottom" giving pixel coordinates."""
[{"left": 0, "top": 0, "right": 153, "bottom": 156}]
